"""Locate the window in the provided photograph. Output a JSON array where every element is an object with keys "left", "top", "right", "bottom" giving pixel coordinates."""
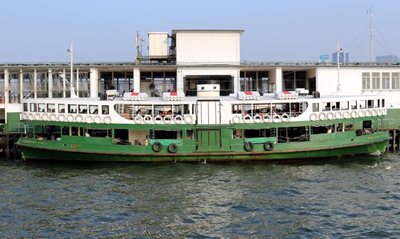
[
  {"left": 30, "top": 103, "right": 37, "bottom": 112},
  {"left": 79, "top": 105, "right": 88, "bottom": 114},
  {"left": 312, "top": 103, "right": 319, "bottom": 112},
  {"left": 38, "top": 103, "right": 45, "bottom": 112},
  {"left": 351, "top": 101, "right": 357, "bottom": 110},
  {"left": 372, "top": 72, "right": 380, "bottom": 89},
  {"left": 392, "top": 72, "right": 400, "bottom": 89},
  {"left": 382, "top": 73, "right": 390, "bottom": 89},
  {"left": 47, "top": 103, "right": 55, "bottom": 113},
  {"left": 102, "top": 105, "right": 109, "bottom": 115},
  {"left": 362, "top": 72, "right": 371, "bottom": 90},
  {"left": 68, "top": 104, "right": 77, "bottom": 113},
  {"left": 58, "top": 104, "right": 65, "bottom": 113},
  {"left": 23, "top": 103, "right": 28, "bottom": 112},
  {"left": 322, "top": 102, "right": 331, "bottom": 112},
  {"left": 89, "top": 105, "right": 98, "bottom": 114}
]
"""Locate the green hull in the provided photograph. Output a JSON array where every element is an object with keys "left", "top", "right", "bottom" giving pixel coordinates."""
[{"left": 17, "top": 133, "right": 388, "bottom": 162}]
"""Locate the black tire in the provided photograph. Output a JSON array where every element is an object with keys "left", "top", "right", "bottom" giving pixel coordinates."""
[
  {"left": 168, "top": 144, "right": 178, "bottom": 153},
  {"left": 355, "top": 129, "right": 363, "bottom": 136},
  {"left": 152, "top": 142, "right": 162, "bottom": 152},
  {"left": 244, "top": 142, "right": 254, "bottom": 152},
  {"left": 264, "top": 142, "right": 274, "bottom": 151}
]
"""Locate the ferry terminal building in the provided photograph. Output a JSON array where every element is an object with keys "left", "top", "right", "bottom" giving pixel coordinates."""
[{"left": 0, "top": 29, "right": 399, "bottom": 133}]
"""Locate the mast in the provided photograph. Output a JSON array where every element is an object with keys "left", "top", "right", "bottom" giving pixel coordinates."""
[
  {"left": 68, "top": 41, "right": 78, "bottom": 98},
  {"left": 336, "top": 41, "right": 341, "bottom": 92},
  {"left": 369, "top": 6, "right": 374, "bottom": 64}
]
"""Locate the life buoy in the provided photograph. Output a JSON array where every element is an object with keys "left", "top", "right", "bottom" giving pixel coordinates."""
[
  {"left": 243, "top": 114, "right": 252, "bottom": 123},
  {"left": 103, "top": 116, "right": 111, "bottom": 124},
  {"left": 326, "top": 112, "right": 334, "bottom": 120},
  {"left": 343, "top": 111, "right": 350, "bottom": 119},
  {"left": 174, "top": 115, "right": 184, "bottom": 124},
  {"left": 318, "top": 113, "right": 326, "bottom": 120},
  {"left": 35, "top": 113, "right": 41, "bottom": 120},
  {"left": 334, "top": 112, "right": 342, "bottom": 119},
  {"left": 281, "top": 113, "right": 290, "bottom": 122},
  {"left": 351, "top": 111, "right": 358, "bottom": 118},
  {"left": 232, "top": 115, "right": 241, "bottom": 124},
  {"left": 164, "top": 115, "right": 173, "bottom": 124},
  {"left": 41, "top": 113, "right": 49, "bottom": 121},
  {"left": 75, "top": 115, "right": 83, "bottom": 123},
  {"left": 184, "top": 115, "right": 194, "bottom": 124},
  {"left": 309, "top": 113, "right": 318, "bottom": 121},
  {"left": 358, "top": 110, "right": 365, "bottom": 117},
  {"left": 244, "top": 142, "right": 254, "bottom": 152},
  {"left": 371, "top": 109, "right": 378, "bottom": 116},
  {"left": 365, "top": 109, "right": 371, "bottom": 117},
  {"left": 263, "top": 115, "right": 271, "bottom": 123},
  {"left": 29, "top": 113, "right": 34, "bottom": 120},
  {"left": 272, "top": 114, "right": 281, "bottom": 123},
  {"left": 168, "top": 144, "right": 178, "bottom": 153},
  {"left": 154, "top": 115, "right": 163, "bottom": 124},
  {"left": 67, "top": 115, "right": 74, "bottom": 122},
  {"left": 134, "top": 115, "right": 143, "bottom": 124},
  {"left": 264, "top": 142, "right": 274, "bottom": 151},
  {"left": 253, "top": 114, "right": 262, "bottom": 123},
  {"left": 85, "top": 116, "right": 93, "bottom": 123},
  {"left": 49, "top": 114, "right": 57, "bottom": 121},
  {"left": 94, "top": 116, "right": 102, "bottom": 124},
  {"left": 143, "top": 115, "right": 153, "bottom": 124},
  {"left": 152, "top": 142, "right": 162, "bottom": 152},
  {"left": 58, "top": 114, "right": 66, "bottom": 122}
]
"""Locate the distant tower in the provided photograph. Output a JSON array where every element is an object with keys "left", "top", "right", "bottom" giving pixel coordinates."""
[{"left": 332, "top": 51, "right": 349, "bottom": 64}]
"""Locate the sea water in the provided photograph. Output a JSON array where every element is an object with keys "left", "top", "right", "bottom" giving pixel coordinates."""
[{"left": 1, "top": 154, "right": 400, "bottom": 238}]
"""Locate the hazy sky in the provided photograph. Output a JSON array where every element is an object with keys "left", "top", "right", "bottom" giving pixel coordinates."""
[{"left": 0, "top": 0, "right": 398, "bottom": 63}]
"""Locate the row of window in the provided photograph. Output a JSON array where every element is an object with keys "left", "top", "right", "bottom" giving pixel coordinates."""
[
  {"left": 362, "top": 72, "right": 400, "bottom": 90},
  {"left": 23, "top": 102, "right": 110, "bottom": 115},
  {"left": 313, "top": 99, "right": 384, "bottom": 112}
]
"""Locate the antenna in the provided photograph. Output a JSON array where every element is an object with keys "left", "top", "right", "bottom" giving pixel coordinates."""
[
  {"left": 68, "top": 41, "right": 78, "bottom": 98},
  {"left": 136, "top": 31, "right": 143, "bottom": 59},
  {"left": 336, "top": 41, "right": 342, "bottom": 92},
  {"left": 369, "top": 6, "right": 374, "bottom": 64}
]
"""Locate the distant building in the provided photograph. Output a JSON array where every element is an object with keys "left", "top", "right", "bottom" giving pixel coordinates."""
[
  {"left": 376, "top": 55, "right": 398, "bottom": 63},
  {"left": 332, "top": 52, "right": 349, "bottom": 64}
]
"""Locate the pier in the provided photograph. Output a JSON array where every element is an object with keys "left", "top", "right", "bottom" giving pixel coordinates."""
[
  {"left": 389, "top": 129, "right": 400, "bottom": 153},
  {"left": 0, "top": 124, "right": 25, "bottom": 159}
]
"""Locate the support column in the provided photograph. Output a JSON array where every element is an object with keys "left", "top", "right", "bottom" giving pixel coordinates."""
[
  {"left": 133, "top": 67, "right": 140, "bottom": 92},
  {"left": 76, "top": 68, "right": 79, "bottom": 96},
  {"left": 176, "top": 69, "right": 184, "bottom": 93},
  {"left": 33, "top": 69, "right": 37, "bottom": 98},
  {"left": 233, "top": 69, "right": 240, "bottom": 93},
  {"left": 62, "top": 68, "right": 66, "bottom": 98},
  {"left": 48, "top": 68, "right": 53, "bottom": 98},
  {"left": 89, "top": 67, "right": 99, "bottom": 98},
  {"left": 4, "top": 69, "right": 9, "bottom": 104},
  {"left": 19, "top": 69, "right": 24, "bottom": 103},
  {"left": 275, "top": 67, "right": 283, "bottom": 92}
]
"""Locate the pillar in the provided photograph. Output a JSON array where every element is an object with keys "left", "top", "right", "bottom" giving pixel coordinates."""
[
  {"left": 89, "top": 67, "right": 99, "bottom": 98},
  {"left": 19, "top": 69, "right": 24, "bottom": 102},
  {"left": 133, "top": 67, "right": 140, "bottom": 92},
  {"left": 4, "top": 69, "right": 9, "bottom": 104},
  {"left": 176, "top": 69, "right": 184, "bottom": 93},
  {"left": 48, "top": 68, "right": 53, "bottom": 98},
  {"left": 33, "top": 69, "right": 37, "bottom": 98},
  {"left": 275, "top": 67, "right": 283, "bottom": 92}
]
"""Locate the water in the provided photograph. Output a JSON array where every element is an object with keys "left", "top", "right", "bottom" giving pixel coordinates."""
[{"left": 1, "top": 155, "right": 400, "bottom": 238}]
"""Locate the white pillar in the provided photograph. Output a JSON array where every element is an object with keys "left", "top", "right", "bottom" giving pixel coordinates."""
[
  {"left": 275, "top": 67, "right": 283, "bottom": 92},
  {"left": 76, "top": 68, "right": 79, "bottom": 96},
  {"left": 4, "top": 69, "right": 9, "bottom": 104},
  {"left": 176, "top": 69, "right": 184, "bottom": 92},
  {"left": 233, "top": 69, "right": 240, "bottom": 93},
  {"left": 19, "top": 69, "right": 24, "bottom": 103},
  {"left": 62, "top": 68, "right": 66, "bottom": 98},
  {"left": 89, "top": 67, "right": 99, "bottom": 98},
  {"left": 33, "top": 69, "right": 37, "bottom": 98},
  {"left": 133, "top": 67, "right": 140, "bottom": 92},
  {"left": 48, "top": 68, "right": 53, "bottom": 98}
]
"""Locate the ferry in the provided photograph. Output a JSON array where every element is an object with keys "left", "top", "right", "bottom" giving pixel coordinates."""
[{"left": 16, "top": 85, "right": 389, "bottom": 162}]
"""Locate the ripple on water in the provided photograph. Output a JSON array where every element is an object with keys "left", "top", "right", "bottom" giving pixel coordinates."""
[{"left": 1, "top": 155, "right": 400, "bottom": 237}]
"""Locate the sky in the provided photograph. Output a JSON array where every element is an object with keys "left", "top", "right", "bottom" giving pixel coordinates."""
[{"left": 0, "top": 0, "right": 399, "bottom": 63}]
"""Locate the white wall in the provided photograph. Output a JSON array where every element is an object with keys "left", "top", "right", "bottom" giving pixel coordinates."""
[
  {"left": 316, "top": 67, "right": 400, "bottom": 108},
  {"left": 176, "top": 31, "right": 241, "bottom": 65}
]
